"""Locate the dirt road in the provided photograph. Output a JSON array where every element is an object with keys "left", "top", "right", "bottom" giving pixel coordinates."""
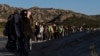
[{"left": 0, "top": 31, "right": 100, "bottom": 56}]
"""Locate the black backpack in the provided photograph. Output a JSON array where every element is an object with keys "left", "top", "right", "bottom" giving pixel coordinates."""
[{"left": 3, "top": 14, "right": 15, "bottom": 36}]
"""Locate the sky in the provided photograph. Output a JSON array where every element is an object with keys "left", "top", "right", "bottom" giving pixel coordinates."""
[{"left": 0, "top": 0, "right": 100, "bottom": 15}]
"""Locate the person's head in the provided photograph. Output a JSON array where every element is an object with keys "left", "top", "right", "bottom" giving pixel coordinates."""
[
  {"left": 27, "top": 10, "right": 32, "bottom": 18},
  {"left": 20, "top": 9, "right": 32, "bottom": 18},
  {"left": 20, "top": 9, "right": 28, "bottom": 18},
  {"left": 35, "top": 22, "right": 39, "bottom": 25},
  {"left": 53, "top": 24, "right": 56, "bottom": 26}
]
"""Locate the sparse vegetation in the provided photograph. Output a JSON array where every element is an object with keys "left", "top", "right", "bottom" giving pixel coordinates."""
[
  {"left": 62, "top": 17, "right": 100, "bottom": 28},
  {"left": 0, "top": 22, "right": 5, "bottom": 36},
  {"left": 0, "top": 4, "right": 100, "bottom": 35}
]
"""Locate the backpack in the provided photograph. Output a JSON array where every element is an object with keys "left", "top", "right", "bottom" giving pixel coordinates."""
[
  {"left": 58, "top": 26, "right": 63, "bottom": 33},
  {"left": 48, "top": 26, "right": 54, "bottom": 34},
  {"left": 3, "top": 21, "right": 10, "bottom": 36},
  {"left": 3, "top": 14, "right": 15, "bottom": 36}
]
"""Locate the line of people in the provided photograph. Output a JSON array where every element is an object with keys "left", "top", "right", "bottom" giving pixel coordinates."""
[
  {"left": 3, "top": 9, "right": 96, "bottom": 56},
  {"left": 33, "top": 22, "right": 69, "bottom": 42},
  {"left": 33, "top": 22, "right": 96, "bottom": 42}
]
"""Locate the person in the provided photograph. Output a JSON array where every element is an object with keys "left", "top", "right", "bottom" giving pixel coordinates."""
[
  {"left": 16, "top": 9, "right": 33, "bottom": 56},
  {"left": 43, "top": 25, "right": 49, "bottom": 40},
  {"left": 5, "top": 11, "right": 20, "bottom": 51},
  {"left": 34, "top": 22, "right": 40, "bottom": 41},
  {"left": 38, "top": 23, "right": 44, "bottom": 41}
]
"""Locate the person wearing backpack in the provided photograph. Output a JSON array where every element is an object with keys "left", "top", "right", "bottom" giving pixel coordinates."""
[
  {"left": 48, "top": 25, "right": 54, "bottom": 40},
  {"left": 5, "top": 11, "right": 20, "bottom": 51},
  {"left": 56, "top": 25, "right": 63, "bottom": 38}
]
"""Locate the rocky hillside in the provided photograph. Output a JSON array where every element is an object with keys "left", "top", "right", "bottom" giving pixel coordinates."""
[
  {"left": 0, "top": 4, "right": 23, "bottom": 19},
  {"left": 0, "top": 4, "right": 100, "bottom": 25}
]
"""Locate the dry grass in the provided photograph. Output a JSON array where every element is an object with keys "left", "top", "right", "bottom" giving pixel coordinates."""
[{"left": 0, "top": 28, "right": 4, "bottom": 36}]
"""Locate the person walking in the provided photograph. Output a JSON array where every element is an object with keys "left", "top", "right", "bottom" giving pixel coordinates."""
[
  {"left": 5, "top": 11, "right": 20, "bottom": 51},
  {"left": 16, "top": 9, "right": 33, "bottom": 56}
]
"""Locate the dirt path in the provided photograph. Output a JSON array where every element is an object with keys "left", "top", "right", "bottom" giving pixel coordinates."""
[{"left": 0, "top": 31, "right": 100, "bottom": 56}]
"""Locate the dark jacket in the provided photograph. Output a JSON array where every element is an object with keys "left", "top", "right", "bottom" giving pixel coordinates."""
[{"left": 18, "top": 17, "right": 33, "bottom": 38}]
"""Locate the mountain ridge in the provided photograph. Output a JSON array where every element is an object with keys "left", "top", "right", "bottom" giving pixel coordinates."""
[{"left": 0, "top": 4, "right": 100, "bottom": 26}]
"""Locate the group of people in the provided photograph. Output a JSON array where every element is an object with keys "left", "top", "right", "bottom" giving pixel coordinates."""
[
  {"left": 33, "top": 23, "right": 65, "bottom": 41},
  {"left": 4, "top": 9, "right": 33, "bottom": 56},
  {"left": 33, "top": 22, "right": 96, "bottom": 42},
  {"left": 3, "top": 9, "right": 96, "bottom": 56}
]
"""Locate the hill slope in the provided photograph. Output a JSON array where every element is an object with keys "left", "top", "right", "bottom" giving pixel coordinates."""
[{"left": 0, "top": 4, "right": 100, "bottom": 26}]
